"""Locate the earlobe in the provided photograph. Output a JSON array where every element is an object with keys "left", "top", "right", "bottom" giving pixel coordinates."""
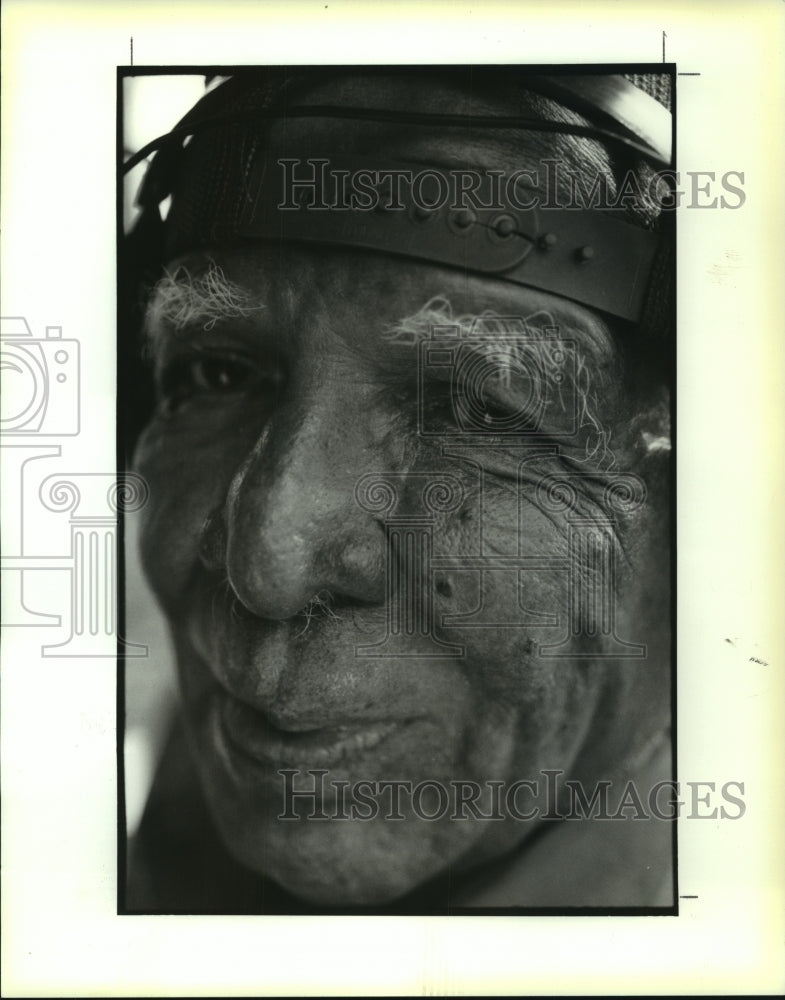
[
  {"left": 639, "top": 428, "right": 671, "bottom": 455},
  {"left": 628, "top": 386, "right": 671, "bottom": 458}
]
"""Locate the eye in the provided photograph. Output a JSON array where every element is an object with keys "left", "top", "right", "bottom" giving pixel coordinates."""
[
  {"left": 158, "top": 351, "right": 280, "bottom": 414},
  {"left": 422, "top": 369, "right": 543, "bottom": 433}
]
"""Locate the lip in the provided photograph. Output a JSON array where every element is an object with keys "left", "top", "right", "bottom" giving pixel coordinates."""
[{"left": 216, "top": 689, "right": 408, "bottom": 768}]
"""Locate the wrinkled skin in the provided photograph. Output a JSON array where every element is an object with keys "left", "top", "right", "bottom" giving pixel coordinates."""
[{"left": 135, "top": 246, "right": 670, "bottom": 905}]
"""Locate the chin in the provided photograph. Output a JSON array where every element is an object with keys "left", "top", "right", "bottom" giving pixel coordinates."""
[
  {"left": 242, "top": 822, "right": 438, "bottom": 905},
  {"left": 268, "top": 859, "right": 425, "bottom": 908},
  {"left": 212, "top": 798, "right": 487, "bottom": 907}
]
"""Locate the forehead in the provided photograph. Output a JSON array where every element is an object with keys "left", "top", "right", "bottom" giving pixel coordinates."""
[{"left": 155, "top": 245, "right": 619, "bottom": 360}]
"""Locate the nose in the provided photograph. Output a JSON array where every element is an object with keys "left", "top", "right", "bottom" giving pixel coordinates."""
[{"left": 212, "top": 391, "right": 389, "bottom": 620}]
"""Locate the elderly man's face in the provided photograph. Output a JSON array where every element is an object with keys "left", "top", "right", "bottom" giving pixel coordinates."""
[{"left": 135, "top": 245, "right": 669, "bottom": 905}]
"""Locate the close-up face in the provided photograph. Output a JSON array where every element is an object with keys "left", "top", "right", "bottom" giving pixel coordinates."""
[{"left": 134, "top": 243, "right": 670, "bottom": 906}]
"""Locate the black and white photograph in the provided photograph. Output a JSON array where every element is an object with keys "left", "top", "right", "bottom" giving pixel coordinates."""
[
  {"left": 121, "top": 65, "right": 677, "bottom": 915},
  {"left": 2, "top": 2, "right": 783, "bottom": 995}
]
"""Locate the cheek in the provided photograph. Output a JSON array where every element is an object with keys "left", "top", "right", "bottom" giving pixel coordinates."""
[
  {"left": 428, "top": 478, "right": 600, "bottom": 776},
  {"left": 433, "top": 475, "right": 570, "bottom": 658},
  {"left": 133, "top": 416, "right": 258, "bottom": 611}
]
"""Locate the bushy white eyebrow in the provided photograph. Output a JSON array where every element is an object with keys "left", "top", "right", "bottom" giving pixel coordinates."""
[
  {"left": 144, "top": 263, "right": 265, "bottom": 349},
  {"left": 385, "top": 295, "right": 620, "bottom": 470},
  {"left": 383, "top": 294, "right": 610, "bottom": 357}
]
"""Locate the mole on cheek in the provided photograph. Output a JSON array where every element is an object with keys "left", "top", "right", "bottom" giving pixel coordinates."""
[{"left": 435, "top": 578, "right": 453, "bottom": 598}]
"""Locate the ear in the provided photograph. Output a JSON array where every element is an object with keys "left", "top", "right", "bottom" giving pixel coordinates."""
[
  {"left": 628, "top": 384, "right": 671, "bottom": 457},
  {"left": 621, "top": 383, "right": 671, "bottom": 516}
]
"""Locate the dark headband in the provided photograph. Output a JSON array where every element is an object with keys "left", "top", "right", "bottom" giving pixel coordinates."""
[{"left": 124, "top": 70, "right": 673, "bottom": 327}]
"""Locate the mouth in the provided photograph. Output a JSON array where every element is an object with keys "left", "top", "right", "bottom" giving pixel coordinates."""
[{"left": 215, "top": 689, "right": 409, "bottom": 769}]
